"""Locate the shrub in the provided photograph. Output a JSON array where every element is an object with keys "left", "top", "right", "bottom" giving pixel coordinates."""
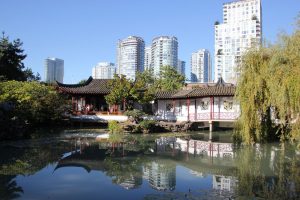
[
  {"left": 108, "top": 120, "right": 123, "bottom": 134},
  {"left": 139, "top": 120, "right": 156, "bottom": 133},
  {"left": 124, "top": 109, "right": 145, "bottom": 123}
]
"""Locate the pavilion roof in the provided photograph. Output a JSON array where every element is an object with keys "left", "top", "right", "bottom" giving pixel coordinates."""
[
  {"left": 155, "top": 78, "right": 236, "bottom": 99},
  {"left": 56, "top": 77, "right": 236, "bottom": 98},
  {"left": 56, "top": 77, "right": 111, "bottom": 95}
]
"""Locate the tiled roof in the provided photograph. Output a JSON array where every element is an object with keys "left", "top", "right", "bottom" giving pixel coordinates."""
[
  {"left": 172, "top": 89, "right": 193, "bottom": 98},
  {"left": 187, "top": 86, "right": 236, "bottom": 98},
  {"left": 56, "top": 77, "right": 111, "bottom": 95},
  {"left": 56, "top": 77, "right": 236, "bottom": 98},
  {"left": 155, "top": 83, "right": 235, "bottom": 99},
  {"left": 155, "top": 91, "right": 178, "bottom": 99}
]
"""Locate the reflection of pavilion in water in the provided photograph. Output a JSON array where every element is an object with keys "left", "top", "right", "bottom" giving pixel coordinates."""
[
  {"left": 156, "top": 137, "right": 238, "bottom": 194},
  {"left": 54, "top": 141, "right": 143, "bottom": 190},
  {"left": 156, "top": 137, "right": 235, "bottom": 158},
  {"left": 56, "top": 137, "right": 239, "bottom": 194},
  {"left": 143, "top": 161, "right": 176, "bottom": 191}
]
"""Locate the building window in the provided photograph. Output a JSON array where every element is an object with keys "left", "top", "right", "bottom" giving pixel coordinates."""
[
  {"left": 166, "top": 103, "right": 173, "bottom": 112},
  {"left": 224, "top": 101, "right": 233, "bottom": 111},
  {"left": 200, "top": 101, "right": 209, "bottom": 110}
]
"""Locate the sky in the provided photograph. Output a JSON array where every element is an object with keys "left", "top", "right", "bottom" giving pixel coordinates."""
[{"left": 1, "top": 0, "right": 299, "bottom": 83}]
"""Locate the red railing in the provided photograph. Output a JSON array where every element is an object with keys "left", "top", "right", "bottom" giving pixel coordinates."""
[{"left": 194, "top": 112, "right": 239, "bottom": 120}]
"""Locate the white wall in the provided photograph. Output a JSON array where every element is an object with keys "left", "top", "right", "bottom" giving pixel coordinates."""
[{"left": 156, "top": 97, "right": 240, "bottom": 121}]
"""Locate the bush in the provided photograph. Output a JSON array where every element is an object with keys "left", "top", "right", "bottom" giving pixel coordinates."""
[
  {"left": 108, "top": 120, "right": 123, "bottom": 134},
  {"left": 108, "top": 120, "right": 124, "bottom": 143},
  {"left": 139, "top": 120, "right": 156, "bottom": 134},
  {"left": 124, "top": 109, "right": 145, "bottom": 123}
]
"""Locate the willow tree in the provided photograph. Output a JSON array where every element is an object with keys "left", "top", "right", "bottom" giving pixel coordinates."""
[{"left": 235, "top": 18, "right": 300, "bottom": 144}]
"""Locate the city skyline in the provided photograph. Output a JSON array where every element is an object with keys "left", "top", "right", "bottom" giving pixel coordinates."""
[{"left": 1, "top": 0, "right": 299, "bottom": 83}]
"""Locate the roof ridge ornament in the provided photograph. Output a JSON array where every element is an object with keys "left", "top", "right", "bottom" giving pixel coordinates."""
[{"left": 216, "top": 77, "right": 226, "bottom": 86}]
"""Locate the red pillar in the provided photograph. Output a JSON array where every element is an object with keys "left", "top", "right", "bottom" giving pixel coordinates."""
[
  {"left": 187, "top": 98, "right": 190, "bottom": 121},
  {"left": 219, "top": 97, "right": 221, "bottom": 120},
  {"left": 210, "top": 96, "right": 213, "bottom": 120},
  {"left": 212, "top": 97, "right": 214, "bottom": 119},
  {"left": 194, "top": 99, "right": 197, "bottom": 121},
  {"left": 80, "top": 97, "right": 83, "bottom": 112}
]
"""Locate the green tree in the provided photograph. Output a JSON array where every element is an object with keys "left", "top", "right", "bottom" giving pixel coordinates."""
[
  {"left": 235, "top": 17, "right": 300, "bottom": 144},
  {"left": 77, "top": 79, "right": 87, "bottom": 84},
  {"left": 105, "top": 74, "right": 132, "bottom": 108},
  {"left": 155, "top": 65, "right": 185, "bottom": 91},
  {"left": 0, "top": 81, "right": 67, "bottom": 139},
  {"left": 105, "top": 70, "right": 156, "bottom": 110},
  {"left": 0, "top": 33, "right": 39, "bottom": 81},
  {"left": 23, "top": 68, "right": 41, "bottom": 81},
  {"left": 105, "top": 67, "right": 185, "bottom": 111}
]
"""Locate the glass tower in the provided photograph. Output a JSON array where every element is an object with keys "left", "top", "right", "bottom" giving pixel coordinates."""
[
  {"left": 191, "top": 49, "right": 211, "bottom": 83},
  {"left": 151, "top": 36, "right": 178, "bottom": 77},
  {"left": 116, "top": 36, "right": 145, "bottom": 80},
  {"left": 214, "top": 0, "right": 262, "bottom": 83},
  {"left": 44, "top": 57, "right": 64, "bottom": 83}
]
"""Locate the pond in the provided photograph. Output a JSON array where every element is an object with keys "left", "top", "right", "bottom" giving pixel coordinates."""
[{"left": 0, "top": 129, "right": 299, "bottom": 200}]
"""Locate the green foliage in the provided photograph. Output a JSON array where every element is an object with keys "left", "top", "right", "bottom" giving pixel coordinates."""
[
  {"left": 0, "top": 33, "right": 39, "bottom": 81},
  {"left": 236, "top": 17, "right": 300, "bottom": 144},
  {"left": 105, "top": 67, "right": 185, "bottom": 111},
  {"left": 108, "top": 121, "right": 124, "bottom": 143},
  {"left": 139, "top": 120, "right": 156, "bottom": 133},
  {"left": 77, "top": 79, "right": 87, "bottom": 84},
  {"left": 105, "top": 74, "right": 132, "bottom": 106},
  {"left": 0, "top": 81, "right": 67, "bottom": 139},
  {"left": 132, "top": 70, "right": 156, "bottom": 104},
  {"left": 155, "top": 65, "right": 185, "bottom": 91},
  {"left": 124, "top": 109, "right": 145, "bottom": 123},
  {"left": 235, "top": 145, "right": 300, "bottom": 199},
  {"left": 105, "top": 71, "right": 156, "bottom": 109},
  {"left": 108, "top": 120, "right": 123, "bottom": 134}
]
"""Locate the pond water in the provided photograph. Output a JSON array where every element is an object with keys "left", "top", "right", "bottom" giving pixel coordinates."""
[{"left": 0, "top": 130, "right": 299, "bottom": 200}]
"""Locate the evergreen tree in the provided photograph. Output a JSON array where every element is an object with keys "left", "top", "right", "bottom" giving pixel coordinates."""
[{"left": 0, "top": 33, "right": 39, "bottom": 81}]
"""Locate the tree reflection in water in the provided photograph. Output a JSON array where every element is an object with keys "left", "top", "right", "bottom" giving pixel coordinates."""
[
  {"left": 0, "top": 175, "right": 23, "bottom": 200},
  {"left": 0, "top": 134, "right": 299, "bottom": 199},
  {"left": 235, "top": 144, "right": 300, "bottom": 199}
]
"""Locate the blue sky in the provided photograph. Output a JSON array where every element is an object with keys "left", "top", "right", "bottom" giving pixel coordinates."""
[{"left": 1, "top": 0, "right": 299, "bottom": 83}]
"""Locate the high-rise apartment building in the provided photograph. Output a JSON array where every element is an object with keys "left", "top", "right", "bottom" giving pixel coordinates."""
[
  {"left": 44, "top": 57, "right": 64, "bottom": 83},
  {"left": 144, "top": 46, "right": 152, "bottom": 71},
  {"left": 151, "top": 36, "right": 178, "bottom": 77},
  {"left": 191, "top": 49, "right": 211, "bottom": 83},
  {"left": 92, "top": 62, "right": 115, "bottom": 79},
  {"left": 214, "top": 0, "right": 262, "bottom": 83},
  {"left": 177, "top": 59, "right": 185, "bottom": 76},
  {"left": 116, "top": 36, "right": 145, "bottom": 80}
]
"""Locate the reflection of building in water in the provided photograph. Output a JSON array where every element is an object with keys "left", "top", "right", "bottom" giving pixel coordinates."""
[
  {"left": 189, "top": 170, "right": 204, "bottom": 177},
  {"left": 155, "top": 137, "right": 177, "bottom": 153},
  {"left": 118, "top": 174, "right": 143, "bottom": 190},
  {"left": 143, "top": 161, "right": 176, "bottom": 191},
  {"left": 213, "top": 175, "right": 237, "bottom": 192},
  {"left": 174, "top": 138, "right": 234, "bottom": 158}
]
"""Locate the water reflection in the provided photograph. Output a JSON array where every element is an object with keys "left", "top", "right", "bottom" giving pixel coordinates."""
[
  {"left": 143, "top": 161, "right": 176, "bottom": 191},
  {"left": 0, "top": 133, "right": 299, "bottom": 199}
]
